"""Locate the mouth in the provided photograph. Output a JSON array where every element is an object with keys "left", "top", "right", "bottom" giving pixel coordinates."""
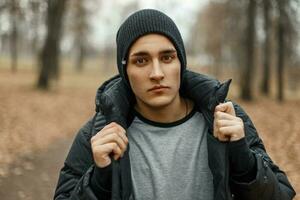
[{"left": 148, "top": 85, "right": 169, "bottom": 92}]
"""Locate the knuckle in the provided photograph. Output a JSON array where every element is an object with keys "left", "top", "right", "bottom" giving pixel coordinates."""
[
  {"left": 110, "top": 126, "right": 117, "bottom": 132},
  {"left": 120, "top": 148, "right": 125, "bottom": 154},
  {"left": 91, "top": 136, "right": 95, "bottom": 143},
  {"left": 117, "top": 147, "right": 121, "bottom": 153},
  {"left": 111, "top": 142, "right": 117, "bottom": 149},
  {"left": 112, "top": 143, "right": 117, "bottom": 149},
  {"left": 111, "top": 132, "right": 117, "bottom": 137},
  {"left": 238, "top": 125, "right": 244, "bottom": 131},
  {"left": 116, "top": 127, "right": 123, "bottom": 135},
  {"left": 214, "top": 113, "right": 217, "bottom": 119},
  {"left": 115, "top": 124, "right": 122, "bottom": 130},
  {"left": 92, "top": 146, "right": 99, "bottom": 154},
  {"left": 111, "top": 122, "right": 117, "bottom": 126},
  {"left": 217, "top": 134, "right": 224, "bottom": 141},
  {"left": 120, "top": 126, "right": 126, "bottom": 132},
  {"left": 219, "top": 127, "right": 224, "bottom": 134},
  {"left": 113, "top": 122, "right": 121, "bottom": 129},
  {"left": 115, "top": 129, "right": 122, "bottom": 135}
]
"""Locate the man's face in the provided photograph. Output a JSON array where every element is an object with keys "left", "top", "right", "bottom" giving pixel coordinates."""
[{"left": 126, "top": 34, "right": 181, "bottom": 110}]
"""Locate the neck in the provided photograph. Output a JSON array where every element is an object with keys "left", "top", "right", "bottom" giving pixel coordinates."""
[{"left": 135, "top": 95, "right": 192, "bottom": 123}]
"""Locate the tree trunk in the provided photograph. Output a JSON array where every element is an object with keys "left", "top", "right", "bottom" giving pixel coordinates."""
[
  {"left": 75, "top": 42, "right": 85, "bottom": 72},
  {"left": 277, "top": 0, "right": 285, "bottom": 101},
  {"left": 9, "top": 0, "right": 18, "bottom": 73},
  {"left": 241, "top": 0, "right": 256, "bottom": 100},
  {"left": 37, "top": 0, "right": 67, "bottom": 89},
  {"left": 73, "top": 0, "right": 87, "bottom": 72},
  {"left": 30, "top": 0, "right": 40, "bottom": 55},
  {"left": 261, "top": 0, "right": 271, "bottom": 95}
]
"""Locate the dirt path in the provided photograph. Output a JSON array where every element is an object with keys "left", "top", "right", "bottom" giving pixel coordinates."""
[{"left": 0, "top": 139, "right": 72, "bottom": 200}]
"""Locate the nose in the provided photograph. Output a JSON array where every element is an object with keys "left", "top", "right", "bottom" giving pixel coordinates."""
[{"left": 149, "top": 59, "right": 164, "bottom": 81}]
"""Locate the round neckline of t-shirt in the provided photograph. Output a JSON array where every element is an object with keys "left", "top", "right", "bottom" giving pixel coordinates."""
[{"left": 133, "top": 107, "right": 197, "bottom": 128}]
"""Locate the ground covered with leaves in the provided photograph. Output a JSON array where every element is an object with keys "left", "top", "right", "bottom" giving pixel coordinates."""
[{"left": 0, "top": 67, "right": 299, "bottom": 199}]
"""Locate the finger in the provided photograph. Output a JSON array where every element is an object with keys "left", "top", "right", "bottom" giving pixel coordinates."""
[
  {"left": 98, "top": 122, "right": 123, "bottom": 134},
  {"left": 215, "top": 103, "right": 228, "bottom": 112},
  {"left": 218, "top": 125, "right": 242, "bottom": 137},
  {"left": 93, "top": 133, "right": 127, "bottom": 153},
  {"left": 92, "top": 145, "right": 112, "bottom": 167},
  {"left": 215, "top": 119, "right": 239, "bottom": 128},
  {"left": 93, "top": 133, "right": 127, "bottom": 149},
  {"left": 216, "top": 130, "right": 230, "bottom": 142},
  {"left": 215, "top": 102, "right": 235, "bottom": 116},
  {"left": 213, "top": 119, "right": 219, "bottom": 138},
  {"left": 93, "top": 142, "right": 118, "bottom": 154},
  {"left": 213, "top": 121, "right": 230, "bottom": 141},
  {"left": 95, "top": 142, "right": 122, "bottom": 160},
  {"left": 108, "top": 122, "right": 126, "bottom": 133},
  {"left": 103, "top": 127, "right": 128, "bottom": 145},
  {"left": 93, "top": 126, "right": 128, "bottom": 144},
  {"left": 218, "top": 128, "right": 239, "bottom": 142},
  {"left": 101, "top": 122, "right": 117, "bottom": 131},
  {"left": 215, "top": 102, "right": 232, "bottom": 112},
  {"left": 214, "top": 111, "right": 236, "bottom": 120},
  {"left": 92, "top": 124, "right": 115, "bottom": 141},
  {"left": 111, "top": 142, "right": 123, "bottom": 160}
]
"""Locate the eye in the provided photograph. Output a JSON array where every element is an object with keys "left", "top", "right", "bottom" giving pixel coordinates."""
[
  {"left": 161, "top": 54, "right": 175, "bottom": 63},
  {"left": 132, "top": 57, "right": 148, "bottom": 66}
]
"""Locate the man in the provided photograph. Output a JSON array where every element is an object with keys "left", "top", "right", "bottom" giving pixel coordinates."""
[{"left": 54, "top": 9, "right": 295, "bottom": 200}]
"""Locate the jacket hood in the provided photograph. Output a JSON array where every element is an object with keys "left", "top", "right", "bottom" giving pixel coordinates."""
[{"left": 95, "top": 70, "right": 232, "bottom": 128}]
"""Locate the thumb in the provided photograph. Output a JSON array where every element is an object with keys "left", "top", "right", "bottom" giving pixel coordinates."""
[
  {"left": 215, "top": 102, "right": 236, "bottom": 116},
  {"left": 215, "top": 103, "right": 226, "bottom": 112}
]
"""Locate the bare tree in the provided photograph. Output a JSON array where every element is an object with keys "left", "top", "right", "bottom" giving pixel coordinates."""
[
  {"left": 197, "top": 2, "right": 228, "bottom": 78},
  {"left": 240, "top": 0, "right": 257, "bottom": 100},
  {"left": 29, "top": 0, "right": 43, "bottom": 55},
  {"left": 37, "top": 0, "right": 68, "bottom": 89},
  {"left": 71, "top": 0, "right": 89, "bottom": 72},
  {"left": 276, "top": 0, "right": 285, "bottom": 101},
  {"left": 8, "top": 0, "right": 20, "bottom": 73},
  {"left": 260, "top": 0, "right": 272, "bottom": 95},
  {"left": 275, "top": 0, "right": 299, "bottom": 101}
]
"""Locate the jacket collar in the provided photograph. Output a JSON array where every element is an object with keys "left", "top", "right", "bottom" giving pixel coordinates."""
[{"left": 95, "top": 70, "right": 232, "bottom": 128}]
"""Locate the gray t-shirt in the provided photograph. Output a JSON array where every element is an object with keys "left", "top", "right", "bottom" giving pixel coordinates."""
[{"left": 127, "top": 110, "right": 214, "bottom": 200}]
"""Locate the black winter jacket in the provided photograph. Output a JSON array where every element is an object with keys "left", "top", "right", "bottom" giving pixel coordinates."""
[{"left": 54, "top": 70, "right": 296, "bottom": 200}]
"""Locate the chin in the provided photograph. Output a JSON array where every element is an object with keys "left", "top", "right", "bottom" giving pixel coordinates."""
[{"left": 142, "top": 95, "right": 176, "bottom": 108}]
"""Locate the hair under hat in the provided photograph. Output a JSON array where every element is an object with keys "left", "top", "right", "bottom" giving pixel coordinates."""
[{"left": 116, "top": 9, "right": 187, "bottom": 86}]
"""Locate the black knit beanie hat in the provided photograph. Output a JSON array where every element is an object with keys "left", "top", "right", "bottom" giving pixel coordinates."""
[{"left": 116, "top": 9, "right": 187, "bottom": 87}]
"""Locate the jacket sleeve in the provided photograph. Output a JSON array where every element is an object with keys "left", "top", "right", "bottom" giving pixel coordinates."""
[
  {"left": 54, "top": 117, "right": 111, "bottom": 200},
  {"left": 230, "top": 103, "right": 296, "bottom": 200}
]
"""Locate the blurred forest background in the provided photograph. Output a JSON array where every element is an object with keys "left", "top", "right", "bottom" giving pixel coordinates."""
[{"left": 0, "top": 0, "right": 300, "bottom": 199}]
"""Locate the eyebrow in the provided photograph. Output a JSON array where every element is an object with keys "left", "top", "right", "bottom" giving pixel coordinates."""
[{"left": 130, "top": 49, "right": 177, "bottom": 57}]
